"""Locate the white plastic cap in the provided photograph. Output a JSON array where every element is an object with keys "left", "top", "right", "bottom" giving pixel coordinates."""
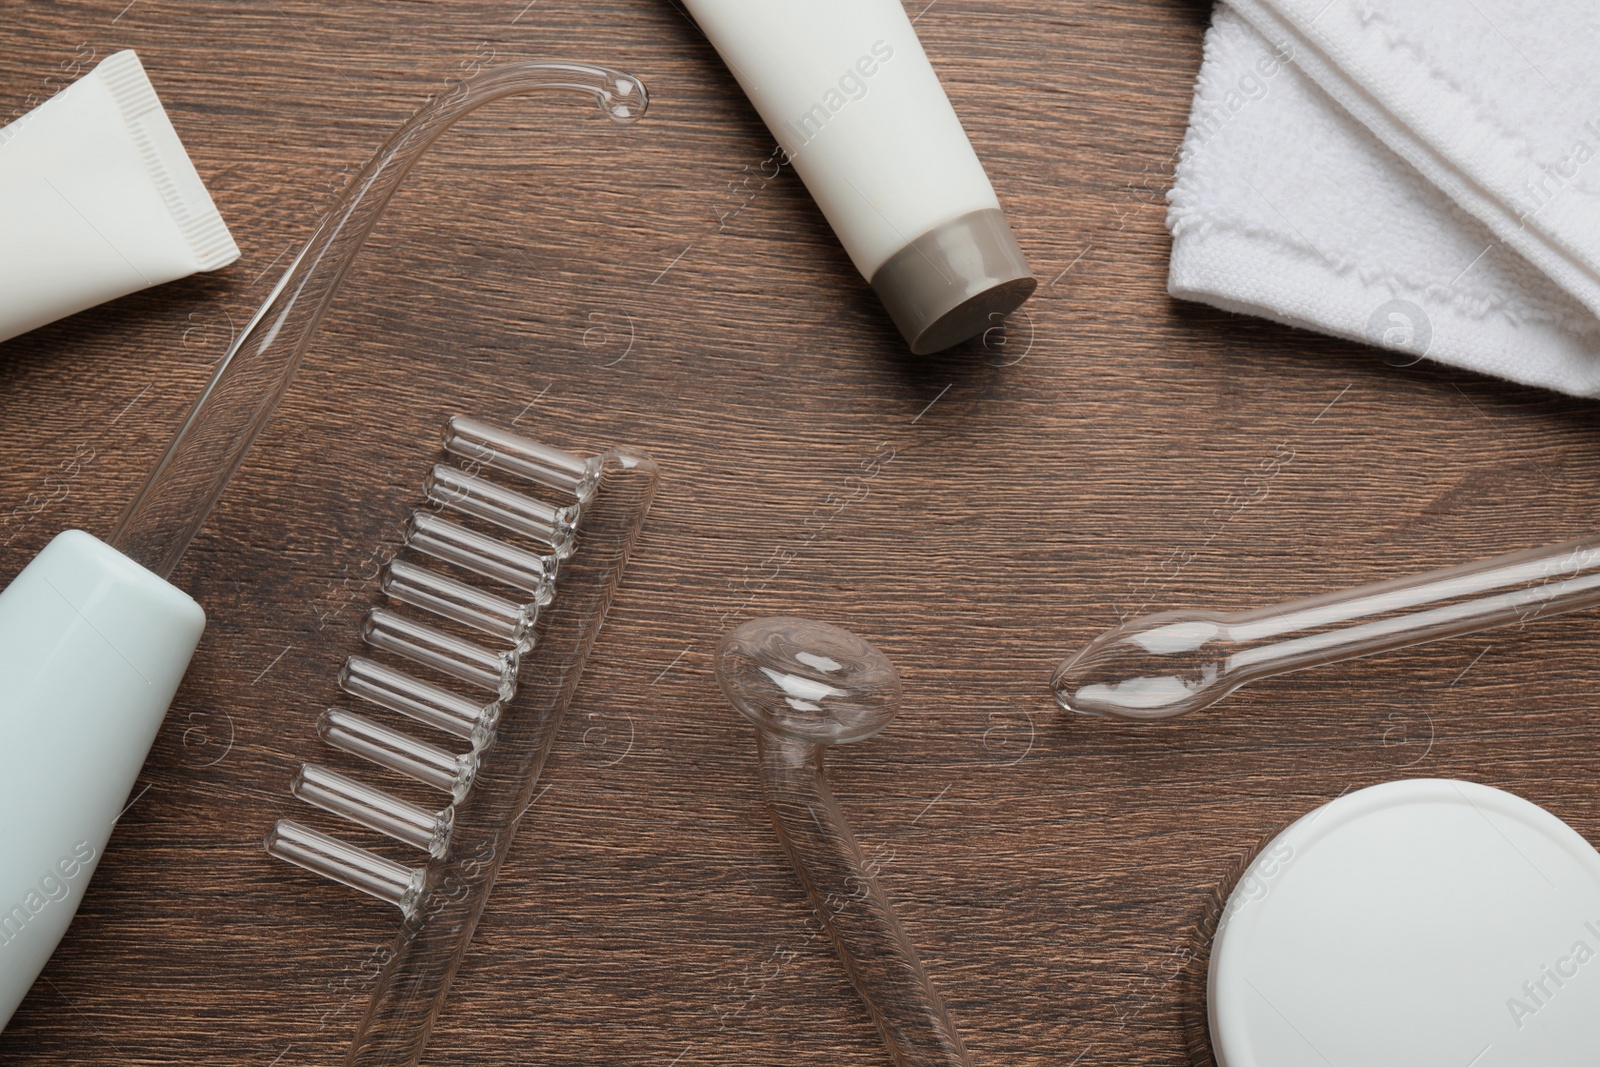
[{"left": 1210, "top": 779, "right": 1600, "bottom": 1065}]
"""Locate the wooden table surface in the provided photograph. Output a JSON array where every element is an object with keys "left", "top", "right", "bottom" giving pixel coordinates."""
[{"left": 3, "top": 1, "right": 1598, "bottom": 1064}]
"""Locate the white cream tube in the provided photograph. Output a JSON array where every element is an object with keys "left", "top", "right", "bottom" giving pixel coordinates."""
[
  {"left": 682, "top": 0, "right": 1035, "bottom": 353},
  {"left": 0, "top": 51, "right": 239, "bottom": 345},
  {"left": 0, "top": 531, "right": 205, "bottom": 1032}
]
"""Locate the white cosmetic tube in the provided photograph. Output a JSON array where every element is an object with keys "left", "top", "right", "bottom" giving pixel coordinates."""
[
  {"left": 0, "top": 531, "right": 205, "bottom": 1032},
  {"left": 0, "top": 51, "right": 239, "bottom": 345},
  {"left": 682, "top": 0, "right": 1035, "bottom": 353}
]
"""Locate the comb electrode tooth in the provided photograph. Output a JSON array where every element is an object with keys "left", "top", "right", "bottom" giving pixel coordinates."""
[
  {"left": 293, "top": 763, "right": 453, "bottom": 856},
  {"left": 341, "top": 655, "right": 498, "bottom": 741},
  {"left": 266, "top": 818, "right": 425, "bottom": 915},
  {"left": 406, "top": 511, "right": 557, "bottom": 603},
  {"left": 425, "top": 464, "right": 579, "bottom": 557},
  {"left": 445, "top": 415, "right": 600, "bottom": 502},
  {"left": 382, "top": 558, "right": 536, "bottom": 647},
  {"left": 318, "top": 708, "right": 476, "bottom": 797},
  {"left": 361, "top": 607, "right": 517, "bottom": 697}
]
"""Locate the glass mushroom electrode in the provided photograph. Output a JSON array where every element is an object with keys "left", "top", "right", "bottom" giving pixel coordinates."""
[{"left": 715, "top": 617, "right": 975, "bottom": 1067}]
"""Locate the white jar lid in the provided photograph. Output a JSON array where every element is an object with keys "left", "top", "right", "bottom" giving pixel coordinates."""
[{"left": 1210, "top": 779, "right": 1600, "bottom": 1066}]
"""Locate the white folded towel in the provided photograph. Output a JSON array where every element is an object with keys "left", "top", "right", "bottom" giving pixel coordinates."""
[{"left": 1168, "top": 5, "right": 1600, "bottom": 396}]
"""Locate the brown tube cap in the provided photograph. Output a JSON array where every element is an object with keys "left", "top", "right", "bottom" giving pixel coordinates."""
[{"left": 869, "top": 208, "right": 1037, "bottom": 355}]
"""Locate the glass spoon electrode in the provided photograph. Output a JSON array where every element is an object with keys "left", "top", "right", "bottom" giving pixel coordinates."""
[{"left": 1053, "top": 535, "right": 1600, "bottom": 720}]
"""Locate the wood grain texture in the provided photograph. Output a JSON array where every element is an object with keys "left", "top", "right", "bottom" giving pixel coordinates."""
[{"left": 2, "top": 1, "right": 1599, "bottom": 1064}]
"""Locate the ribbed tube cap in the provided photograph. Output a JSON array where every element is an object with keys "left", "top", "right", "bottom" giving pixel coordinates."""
[{"left": 870, "top": 208, "right": 1037, "bottom": 355}]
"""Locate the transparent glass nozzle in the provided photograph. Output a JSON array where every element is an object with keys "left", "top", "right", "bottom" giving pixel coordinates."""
[
  {"left": 424, "top": 465, "right": 579, "bottom": 558},
  {"left": 382, "top": 559, "right": 537, "bottom": 650},
  {"left": 445, "top": 416, "right": 602, "bottom": 503},
  {"left": 340, "top": 655, "right": 496, "bottom": 741},
  {"left": 292, "top": 764, "right": 453, "bottom": 857},
  {"left": 318, "top": 708, "right": 476, "bottom": 799},
  {"left": 716, "top": 618, "right": 973, "bottom": 1067},
  {"left": 406, "top": 512, "right": 556, "bottom": 603},
  {"left": 1054, "top": 535, "right": 1600, "bottom": 720},
  {"left": 266, "top": 820, "right": 426, "bottom": 915},
  {"left": 361, "top": 606, "right": 519, "bottom": 697}
]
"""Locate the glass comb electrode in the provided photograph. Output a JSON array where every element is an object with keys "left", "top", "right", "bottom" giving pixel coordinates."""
[
  {"left": 1052, "top": 534, "right": 1600, "bottom": 720},
  {"left": 271, "top": 419, "right": 604, "bottom": 893},
  {"left": 0, "top": 59, "right": 647, "bottom": 1037},
  {"left": 267, "top": 418, "right": 658, "bottom": 1067}
]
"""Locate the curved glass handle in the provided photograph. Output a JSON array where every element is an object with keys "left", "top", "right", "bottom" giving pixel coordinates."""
[
  {"left": 717, "top": 617, "right": 975, "bottom": 1067},
  {"left": 1053, "top": 534, "right": 1600, "bottom": 720},
  {"left": 110, "top": 62, "right": 647, "bottom": 578}
]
